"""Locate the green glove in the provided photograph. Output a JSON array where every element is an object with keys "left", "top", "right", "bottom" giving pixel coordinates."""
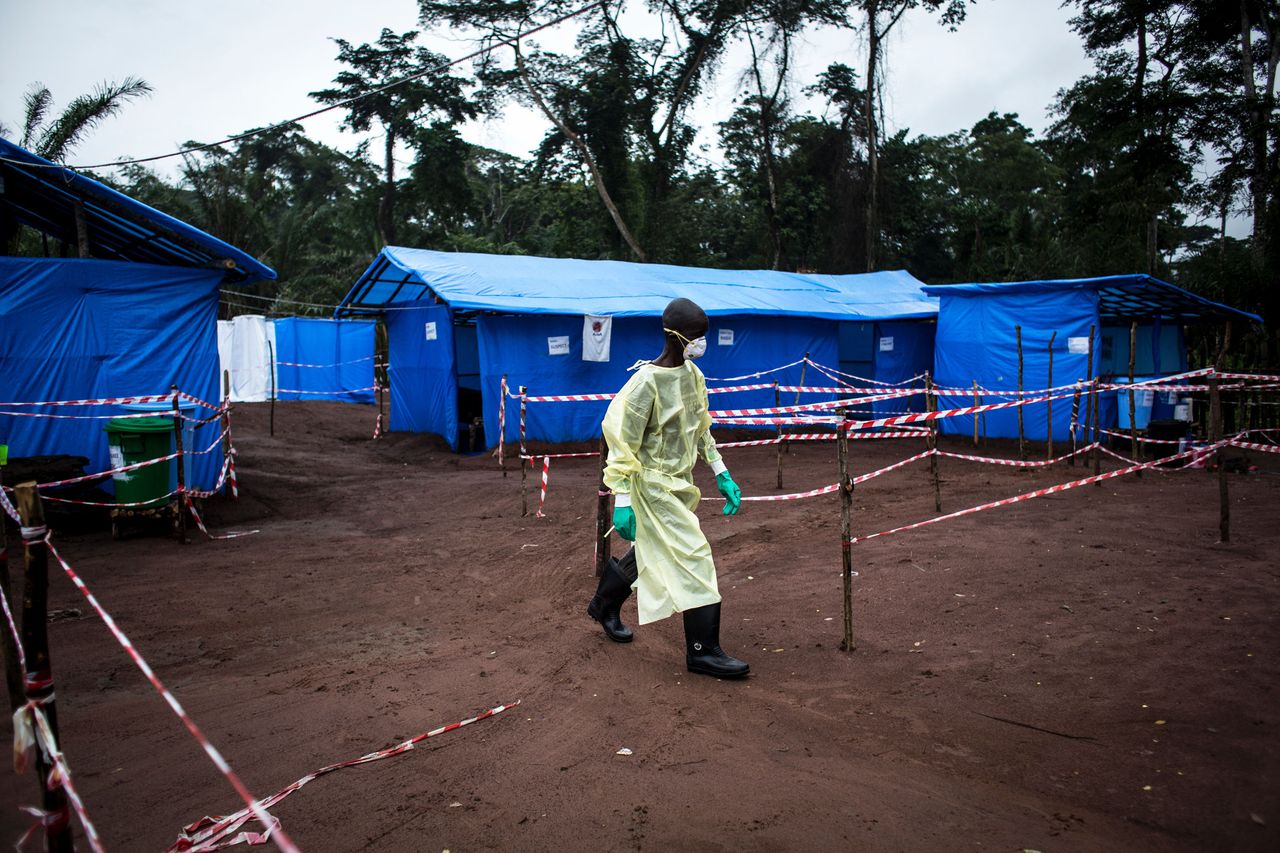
[
  {"left": 716, "top": 471, "right": 741, "bottom": 516},
  {"left": 613, "top": 505, "right": 636, "bottom": 541}
]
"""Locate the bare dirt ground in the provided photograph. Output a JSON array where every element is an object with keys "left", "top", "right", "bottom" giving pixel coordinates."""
[{"left": 2, "top": 400, "right": 1278, "bottom": 852}]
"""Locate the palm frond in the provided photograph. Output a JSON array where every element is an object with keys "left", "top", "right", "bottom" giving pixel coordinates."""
[
  {"left": 36, "top": 76, "right": 153, "bottom": 161},
  {"left": 20, "top": 84, "right": 53, "bottom": 148}
]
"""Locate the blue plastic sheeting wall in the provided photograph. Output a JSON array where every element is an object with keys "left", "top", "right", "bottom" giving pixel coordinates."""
[
  {"left": 838, "top": 320, "right": 935, "bottom": 418},
  {"left": 1098, "top": 323, "right": 1187, "bottom": 377},
  {"left": 0, "top": 257, "right": 224, "bottom": 491},
  {"left": 386, "top": 304, "right": 457, "bottom": 449},
  {"left": 933, "top": 289, "right": 1100, "bottom": 441},
  {"left": 273, "top": 317, "right": 377, "bottom": 404},
  {"left": 478, "top": 314, "right": 839, "bottom": 447}
]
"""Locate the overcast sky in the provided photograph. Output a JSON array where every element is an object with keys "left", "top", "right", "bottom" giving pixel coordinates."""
[{"left": 2, "top": 0, "right": 1229, "bottom": 235}]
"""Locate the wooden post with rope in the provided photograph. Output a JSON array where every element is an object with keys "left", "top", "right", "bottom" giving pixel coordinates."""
[
  {"left": 774, "top": 381, "right": 784, "bottom": 488},
  {"left": 0, "top": 464, "right": 24, "bottom": 714},
  {"left": 171, "top": 387, "right": 189, "bottom": 544},
  {"left": 1016, "top": 325, "right": 1025, "bottom": 460},
  {"left": 1210, "top": 322, "right": 1232, "bottom": 543},
  {"left": 267, "top": 339, "right": 276, "bottom": 438},
  {"left": 499, "top": 374, "right": 508, "bottom": 478},
  {"left": 837, "top": 419, "right": 855, "bottom": 653},
  {"left": 1069, "top": 381, "right": 1082, "bottom": 467},
  {"left": 1046, "top": 331, "right": 1057, "bottom": 461},
  {"left": 1129, "top": 321, "right": 1141, "bottom": 477},
  {"left": 519, "top": 386, "right": 528, "bottom": 517},
  {"left": 972, "top": 380, "right": 980, "bottom": 447},
  {"left": 221, "top": 370, "right": 237, "bottom": 500},
  {"left": 925, "top": 372, "right": 941, "bottom": 512},
  {"left": 14, "top": 483, "right": 74, "bottom": 853}
]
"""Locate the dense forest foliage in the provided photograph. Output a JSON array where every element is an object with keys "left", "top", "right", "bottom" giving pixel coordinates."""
[{"left": 7, "top": 1, "right": 1280, "bottom": 360}]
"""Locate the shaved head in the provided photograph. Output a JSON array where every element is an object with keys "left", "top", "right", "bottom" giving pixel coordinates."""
[{"left": 662, "top": 298, "right": 708, "bottom": 338}]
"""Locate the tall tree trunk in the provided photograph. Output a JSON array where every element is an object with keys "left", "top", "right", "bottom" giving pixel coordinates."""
[
  {"left": 380, "top": 129, "right": 397, "bottom": 246},
  {"left": 864, "top": 2, "right": 880, "bottom": 272},
  {"left": 1241, "top": 1, "right": 1268, "bottom": 269},
  {"left": 1136, "top": 11, "right": 1154, "bottom": 273},
  {"left": 514, "top": 45, "right": 647, "bottom": 261}
]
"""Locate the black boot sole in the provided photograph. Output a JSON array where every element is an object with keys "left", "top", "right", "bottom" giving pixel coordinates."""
[
  {"left": 587, "top": 601, "right": 633, "bottom": 643},
  {"left": 687, "top": 658, "right": 750, "bottom": 678}
]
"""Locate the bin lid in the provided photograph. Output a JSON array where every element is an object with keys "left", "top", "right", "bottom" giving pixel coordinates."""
[{"left": 104, "top": 416, "right": 175, "bottom": 433}]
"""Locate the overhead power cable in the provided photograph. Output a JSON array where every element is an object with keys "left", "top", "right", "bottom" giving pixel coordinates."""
[{"left": 1, "top": 0, "right": 606, "bottom": 172}]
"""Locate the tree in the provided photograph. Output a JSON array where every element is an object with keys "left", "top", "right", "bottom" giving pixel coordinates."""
[
  {"left": 850, "top": 0, "right": 970, "bottom": 271},
  {"left": 8, "top": 77, "right": 153, "bottom": 162},
  {"left": 310, "top": 29, "right": 478, "bottom": 246}
]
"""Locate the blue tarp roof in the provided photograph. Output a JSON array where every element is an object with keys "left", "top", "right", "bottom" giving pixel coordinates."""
[
  {"left": 0, "top": 138, "right": 276, "bottom": 284},
  {"left": 921, "top": 274, "right": 1261, "bottom": 324},
  {"left": 336, "top": 247, "right": 937, "bottom": 321}
]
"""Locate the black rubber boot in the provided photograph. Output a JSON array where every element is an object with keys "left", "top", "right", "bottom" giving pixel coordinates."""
[
  {"left": 683, "top": 602, "right": 749, "bottom": 678},
  {"left": 587, "top": 549, "right": 637, "bottom": 643}
]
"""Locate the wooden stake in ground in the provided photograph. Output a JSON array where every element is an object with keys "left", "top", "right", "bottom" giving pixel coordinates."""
[
  {"left": 499, "top": 374, "right": 508, "bottom": 478},
  {"left": 221, "top": 370, "right": 237, "bottom": 500},
  {"left": 1091, "top": 361, "right": 1102, "bottom": 481},
  {"left": 171, "top": 387, "right": 189, "bottom": 544},
  {"left": 972, "top": 380, "right": 980, "bottom": 447},
  {"left": 837, "top": 421, "right": 855, "bottom": 653},
  {"left": 1129, "top": 321, "right": 1141, "bottom": 477},
  {"left": 925, "top": 372, "right": 941, "bottom": 512},
  {"left": 774, "top": 382, "right": 784, "bottom": 489},
  {"left": 14, "top": 483, "right": 74, "bottom": 853},
  {"left": 267, "top": 339, "right": 276, "bottom": 438},
  {"left": 1069, "top": 381, "right": 1082, "bottom": 467},
  {"left": 1210, "top": 321, "right": 1233, "bottom": 543},
  {"left": 0, "top": 464, "right": 24, "bottom": 714},
  {"left": 595, "top": 439, "right": 612, "bottom": 577},
  {"left": 1084, "top": 324, "right": 1097, "bottom": 476},
  {"left": 519, "top": 386, "right": 528, "bottom": 518},
  {"left": 787, "top": 353, "right": 810, "bottom": 456},
  {"left": 1046, "top": 331, "right": 1057, "bottom": 461},
  {"left": 1016, "top": 325, "right": 1025, "bottom": 460}
]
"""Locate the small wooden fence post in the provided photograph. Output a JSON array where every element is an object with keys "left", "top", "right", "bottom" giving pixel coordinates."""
[
  {"left": 172, "top": 387, "right": 189, "bottom": 544},
  {"left": 267, "top": 339, "right": 276, "bottom": 438},
  {"left": 0, "top": 465, "right": 23, "bottom": 714},
  {"left": 1069, "top": 381, "right": 1082, "bottom": 467},
  {"left": 1016, "top": 325, "right": 1025, "bottom": 460},
  {"left": 1210, "top": 321, "right": 1232, "bottom": 542},
  {"left": 14, "top": 483, "right": 74, "bottom": 853},
  {"left": 595, "top": 439, "right": 612, "bottom": 578},
  {"left": 838, "top": 418, "right": 855, "bottom": 653},
  {"left": 1046, "top": 331, "right": 1057, "bottom": 461},
  {"left": 925, "top": 372, "right": 941, "bottom": 512},
  {"left": 222, "top": 370, "right": 237, "bottom": 500},
  {"left": 1129, "top": 321, "right": 1141, "bottom": 477},
  {"left": 972, "top": 380, "right": 981, "bottom": 447},
  {"left": 774, "top": 382, "right": 784, "bottom": 488},
  {"left": 519, "top": 386, "right": 528, "bottom": 517}
]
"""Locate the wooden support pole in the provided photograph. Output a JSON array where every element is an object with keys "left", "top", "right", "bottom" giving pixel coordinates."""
[
  {"left": 1211, "top": 322, "right": 1232, "bottom": 543},
  {"left": 1046, "top": 331, "right": 1057, "bottom": 461},
  {"left": 221, "top": 370, "right": 236, "bottom": 500},
  {"left": 1084, "top": 324, "right": 1097, "bottom": 474},
  {"left": 499, "top": 374, "right": 508, "bottom": 478},
  {"left": 972, "top": 380, "right": 980, "bottom": 447},
  {"left": 1016, "top": 325, "right": 1025, "bottom": 460},
  {"left": 837, "top": 422, "right": 855, "bottom": 653},
  {"left": 788, "top": 353, "right": 809, "bottom": 456},
  {"left": 267, "top": 339, "right": 276, "bottom": 438},
  {"left": 1069, "top": 381, "right": 1082, "bottom": 467},
  {"left": 171, "top": 387, "right": 189, "bottom": 544},
  {"left": 1129, "top": 321, "right": 1141, "bottom": 477},
  {"left": 73, "top": 201, "right": 90, "bottom": 259},
  {"left": 0, "top": 465, "right": 24, "bottom": 714},
  {"left": 925, "top": 372, "right": 941, "bottom": 512},
  {"left": 595, "top": 439, "right": 611, "bottom": 578},
  {"left": 14, "top": 483, "right": 74, "bottom": 853},
  {"left": 519, "top": 386, "right": 528, "bottom": 517},
  {"left": 774, "top": 382, "right": 784, "bottom": 489},
  {"left": 1091, "top": 364, "right": 1102, "bottom": 481}
]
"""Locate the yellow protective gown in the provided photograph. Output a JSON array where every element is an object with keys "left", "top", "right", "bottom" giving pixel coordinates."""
[{"left": 601, "top": 360, "right": 724, "bottom": 625}]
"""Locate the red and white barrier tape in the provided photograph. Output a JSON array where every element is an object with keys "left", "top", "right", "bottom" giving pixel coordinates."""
[
  {"left": 0, "top": 409, "right": 188, "bottom": 421},
  {"left": 498, "top": 376, "right": 507, "bottom": 469},
  {"left": 935, "top": 443, "right": 1098, "bottom": 467},
  {"left": 842, "top": 386, "right": 1082, "bottom": 431},
  {"left": 805, "top": 359, "right": 924, "bottom": 387},
  {"left": 707, "top": 383, "right": 776, "bottom": 394},
  {"left": 705, "top": 357, "right": 807, "bottom": 382},
  {"left": 1, "top": 486, "right": 24, "bottom": 522},
  {"left": 535, "top": 457, "right": 550, "bottom": 518},
  {"left": 175, "top": 392, "right": 222, "bottom": 411},
  {"left": 850, "top": 441, "right": 1225, "bottom": 545},
  {"left": 166, "top": 701, "right": 521, "bottom": 853},
  {"left": 519, "top": 451, "right": 597, "bottom": 460},
  {"left": 13, "top": 703, "right": 103, "bottom": 853},
  {"left": 709, "top": 388, "right": 921, "bottom": 418},
  {"left": 42, "top": 535, "right": 297, "bottom": 852},
  {"left": 0, "top": 393, "right": 173, "bottom": 408},
  {"left": 1218, "top": 371, "right": 1280, "bottom": 381},
  {"left": 1229, "top": 438, "right": 1280, "bottom": 454},
  {"left": 42, "top": 489, "right": 181, "bottom": 508},
  {"left": 275, "top": 355, "right": 376, "bottom": 368},
  {"left": 372, "top": 411, "right": 383, "bottom": 440},
  {"left": 851, "top": 449, "right": 934, "bottom": 484}
]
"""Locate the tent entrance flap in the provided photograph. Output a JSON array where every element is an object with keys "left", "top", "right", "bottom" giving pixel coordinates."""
[
  {"left": 386, "top": 303, "right": 458, "bottom": 449},
  {"left": 455, "top": 321, "right": 484, "bottom": 449}
]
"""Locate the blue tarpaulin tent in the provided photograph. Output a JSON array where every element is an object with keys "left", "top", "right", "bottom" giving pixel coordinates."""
[
  {"left": 922, "top": 275, "right": 1262, "bottom": 441},
  {"left": 273, "top": 317, "right": 377, "bottom": 404},
  {"left": 0, "top": 139, "right": 276, "bottom": 493},
  {"left": 339, "top": 248, "right": 937, "bottom": 449}
]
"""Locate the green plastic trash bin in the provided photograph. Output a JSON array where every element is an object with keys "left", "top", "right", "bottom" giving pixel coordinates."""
[{"left": 104, "top": 417, "right": 174, "bottom": 509}]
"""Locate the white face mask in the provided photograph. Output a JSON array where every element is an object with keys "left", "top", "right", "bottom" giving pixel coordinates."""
[{"left": 683, "top": 336, "right": 707, "bottom": 359}]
